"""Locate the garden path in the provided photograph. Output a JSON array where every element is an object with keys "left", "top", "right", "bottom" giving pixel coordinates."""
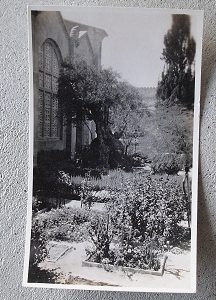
[
  {"left": 65, "top": 200, "right": 105, "bottom": 212},
  {"left": 40, "top": 240, "right": 191, "bottom": 290}
]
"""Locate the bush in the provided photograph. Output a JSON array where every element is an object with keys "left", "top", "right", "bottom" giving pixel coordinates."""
[
  {"left": 113, "top": 238, "right": 161, "bottom": 270},
  {"left": 34, "top": 150, "right": 105, "bottom": 204},
  {"left": 28, "top": 217, "right": 58, "bottom": 283},
  {"left": 34, "top": 172, "right": 80, "bottom": 201},
  {"left": 131, "top": 153, "right": 147, "bottom": 167},
  {"left": 87, "top": 215, "right": 113, "bottom": 263},
  {"left": 32, "top": 196, "right": 63, "bottom": 213},
  {"left": 152, "top": 153, "right": 185, "bottom": 174},
  {"left": 34, "top": 207, "right": 96, "bottom": 242},
  {"left": 86, "top": 214, "right": 161, "bottom": 271},
  {"left": 28, "top": 218, "right": 48, "bottom": 281},
  {"left": 107, "top": 174, "right": 186, "bottom": 246},
  {"left": 32, "top": 196, "right": 43, "bottom": 213},
  {"left": 86, "top": 172, "right": 188, "bottom": 270}
]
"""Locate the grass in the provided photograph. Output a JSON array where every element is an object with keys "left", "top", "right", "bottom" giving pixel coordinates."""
[
  {"left": 59, "top": 168, "right": 138, "bottom": 191},
  {"left": 60, "top": 168, "right": 183, "bottom": 190}
]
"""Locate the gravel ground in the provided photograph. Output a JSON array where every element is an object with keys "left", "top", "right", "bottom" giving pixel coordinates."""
[{"left": 39, "top": 240, "right": 191, "bottom": 290}]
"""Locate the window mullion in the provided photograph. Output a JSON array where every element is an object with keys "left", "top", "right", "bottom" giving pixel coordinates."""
[
  {"left": 38, "top": 40, "right": 60, "bottom": 140},
  {"left": 50, "top": 47, "right": 53, "bottom": 137},
  {"left": 42, "top": 43, "right": 45, "bottom": 138}
]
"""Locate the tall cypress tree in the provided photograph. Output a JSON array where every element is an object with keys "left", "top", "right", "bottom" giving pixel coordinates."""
[{"left": 157, "top": 15, "right": 196, "bottom": 108}]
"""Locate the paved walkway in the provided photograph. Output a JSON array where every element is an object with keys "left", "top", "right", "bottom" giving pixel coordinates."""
[
  {"left": 65, "top": 199, "right": 105, "bottom": 212},
  {"left": 40, "top": 240, "right": 191, "bottom": 290}
]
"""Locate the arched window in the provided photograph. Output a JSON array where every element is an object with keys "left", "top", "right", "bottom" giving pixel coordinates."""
[{"left": 38, "top": 40, "right": 61, "bottom": 139}]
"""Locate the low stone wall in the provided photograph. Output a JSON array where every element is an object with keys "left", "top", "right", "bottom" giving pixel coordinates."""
[{"left": 82, "top": 255, "right": 168, "bottom": 276}]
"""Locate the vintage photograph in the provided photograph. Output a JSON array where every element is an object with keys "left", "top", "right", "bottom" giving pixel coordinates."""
[{"left": 23, "top": 6, "right": 203, "bottom": 292}]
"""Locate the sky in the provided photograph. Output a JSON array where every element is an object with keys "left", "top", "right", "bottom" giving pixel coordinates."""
[{"left": 62, "top": 7, "right": 198, "bottom": 88}]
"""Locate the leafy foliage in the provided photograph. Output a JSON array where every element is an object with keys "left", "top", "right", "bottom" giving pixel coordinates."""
[
  {"left": 29, "top": 219, "right": 48, "bottom": 267},
  {"left": 86, "top": 215, "right": 161, "bottom": 271},
  {"left": 113, "top": 238, "right": 161, "bottom": 270},
  {"left": 32, "top": 169, "right": 190, "bottom": 272},
  {"left": 87, "top": 215, "right": 113, "bottom": 263},
  {"left": 28, "top": 218, "right": 52, "bottom": 283},
  {"left": 86, "top": 172, "right": 189, "bottom": 270},
  {"left": 110, "top": 87, "right": 147, "bottom": 155},
  {"left": 107, "top": 174, "right": 186, "bottom": 245},
  {"left": 58, "top": 60, "right": 145, "bottom": 168},
  {"left": 33, "top": 207, "right": 95, "bottom": 242},
  {"left": 58, "top": 60, "right": 121, "bottom": 124},
  {"left": 152, "top": 153, "right": 185, "bottom": 175},
  {"left": 154, "top": 101, "right": 193, "bottom": 169},
  {"left": 28, "top": 218, "right": 61, "bottom": 283}
]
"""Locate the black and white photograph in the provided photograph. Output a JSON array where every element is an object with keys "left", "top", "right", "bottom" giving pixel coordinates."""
[{"left": 23, "top": 6, "right": 203, "bottom": 293}]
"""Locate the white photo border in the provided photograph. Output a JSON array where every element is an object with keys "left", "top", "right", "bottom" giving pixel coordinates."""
[{"left": 23, "top": 5, "right": 204, "bottom": 293}]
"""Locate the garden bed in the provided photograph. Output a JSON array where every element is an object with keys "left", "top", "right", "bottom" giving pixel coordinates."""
[{"left": 82, "top": 254, "right": 168, "bottom": 276}]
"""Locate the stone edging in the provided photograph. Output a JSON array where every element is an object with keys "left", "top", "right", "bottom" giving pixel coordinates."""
[
  {"left": 82, "top": 255, "right": 168, "bottom": 276},
  {"left": 46, "top": 241, "right": 73, "bottom": 262}
]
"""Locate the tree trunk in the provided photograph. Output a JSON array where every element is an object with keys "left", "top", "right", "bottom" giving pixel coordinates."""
[
  {"left": 84, "top": 106, "right": 124, "bottom": 169},
  {"left": 66, "top": 121, "right": 72, "bottom": 157},
  {"left": 95, "top": 120, "right": 110, "bottom": 168},
  {"left": 90, "top": 118, "right": 124, "bottom": 169},
  {"left": 124, "top": 145, "right": 129, "bottom": 156}
]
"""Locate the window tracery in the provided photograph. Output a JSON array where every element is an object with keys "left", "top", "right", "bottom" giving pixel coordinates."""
[{"left": 38, "top": 40, "right": 61, "bottom": 139}]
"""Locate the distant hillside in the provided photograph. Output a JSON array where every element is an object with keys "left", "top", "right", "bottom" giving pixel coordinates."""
[{"left": 138, "top": 87, "right": 157, "bottom": 112}]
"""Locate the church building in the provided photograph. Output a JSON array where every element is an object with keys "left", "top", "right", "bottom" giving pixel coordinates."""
[{"left": 31, "top": 11, "right": 107, "bottom": 165}]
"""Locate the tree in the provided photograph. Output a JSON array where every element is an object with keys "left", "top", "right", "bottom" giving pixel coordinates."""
[
  {"left": 58, "top": 60, "right": 131, "bottom": 168},
  {"left": 154, "top": 99, "right": 193, "bottom": 170},
  {"left": 157, "top": 15, "right": 196, "bottom": 108},
  {"left": 110, "top": 84, "right": 146, "bottom": 156}
]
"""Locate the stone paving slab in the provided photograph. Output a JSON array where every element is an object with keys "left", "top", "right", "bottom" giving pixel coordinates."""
[{"left": 46, "top": 241, "right": 73, "bottom": 262}]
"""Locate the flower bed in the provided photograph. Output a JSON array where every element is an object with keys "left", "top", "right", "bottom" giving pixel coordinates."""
[
  {"left": 83, "top": 173, "right": 188, "bottom": 272},
  {"left": 82, "top": 254, "right": 167, "bottom": 276},
  {"left": 32, "top": 169, "right": 189, "bottom": 277}
]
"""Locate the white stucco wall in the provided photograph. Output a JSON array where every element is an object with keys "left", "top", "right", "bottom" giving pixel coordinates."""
[{"left": 1, "top": 0, "right": 215, "bottom": 299}]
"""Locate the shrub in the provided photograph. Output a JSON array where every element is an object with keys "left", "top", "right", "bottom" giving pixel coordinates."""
[
  {"left": 87, "top": 215, "right": 113, "bottom": 263},
  {"left": 58, "top": 169, "right": 136, "bottom": 196},
  {"left": 86, "top": 213, "right": 161, "bottom": 271},
  {"left": 32, "top": 196, "right": 43, "bottom": 213},
  {"left": 28, "top": 217, "right": 58, "bottom": 283},
  {"left": 131, "top": 153, "right": 147, "bottom": 167},
  {"left": 107, "top": 174, "right": 186, "bottom": 246},
  {"left": 86, "top": 172, "right": 187, "bottom": 270},
  {"left": 33, "top": 153, "right": 105, "bottom": 205},
  {"left": 34, "top": 207, "right": 95, "bottom": 242},
  {"left": 152, "top": 153, "right": 185, "bottom": 174},
  {"left": 86, "top": 173, "right": 187, "bottom": 269},
  {"left": 32, "top": 196, "right": 61, "bottom": 213},
  {"left": 113, "top": 238, "right": 161, "bottom": 270},
  {"left": 28, "top": 218, "right": 48, "bottom": 281}
]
